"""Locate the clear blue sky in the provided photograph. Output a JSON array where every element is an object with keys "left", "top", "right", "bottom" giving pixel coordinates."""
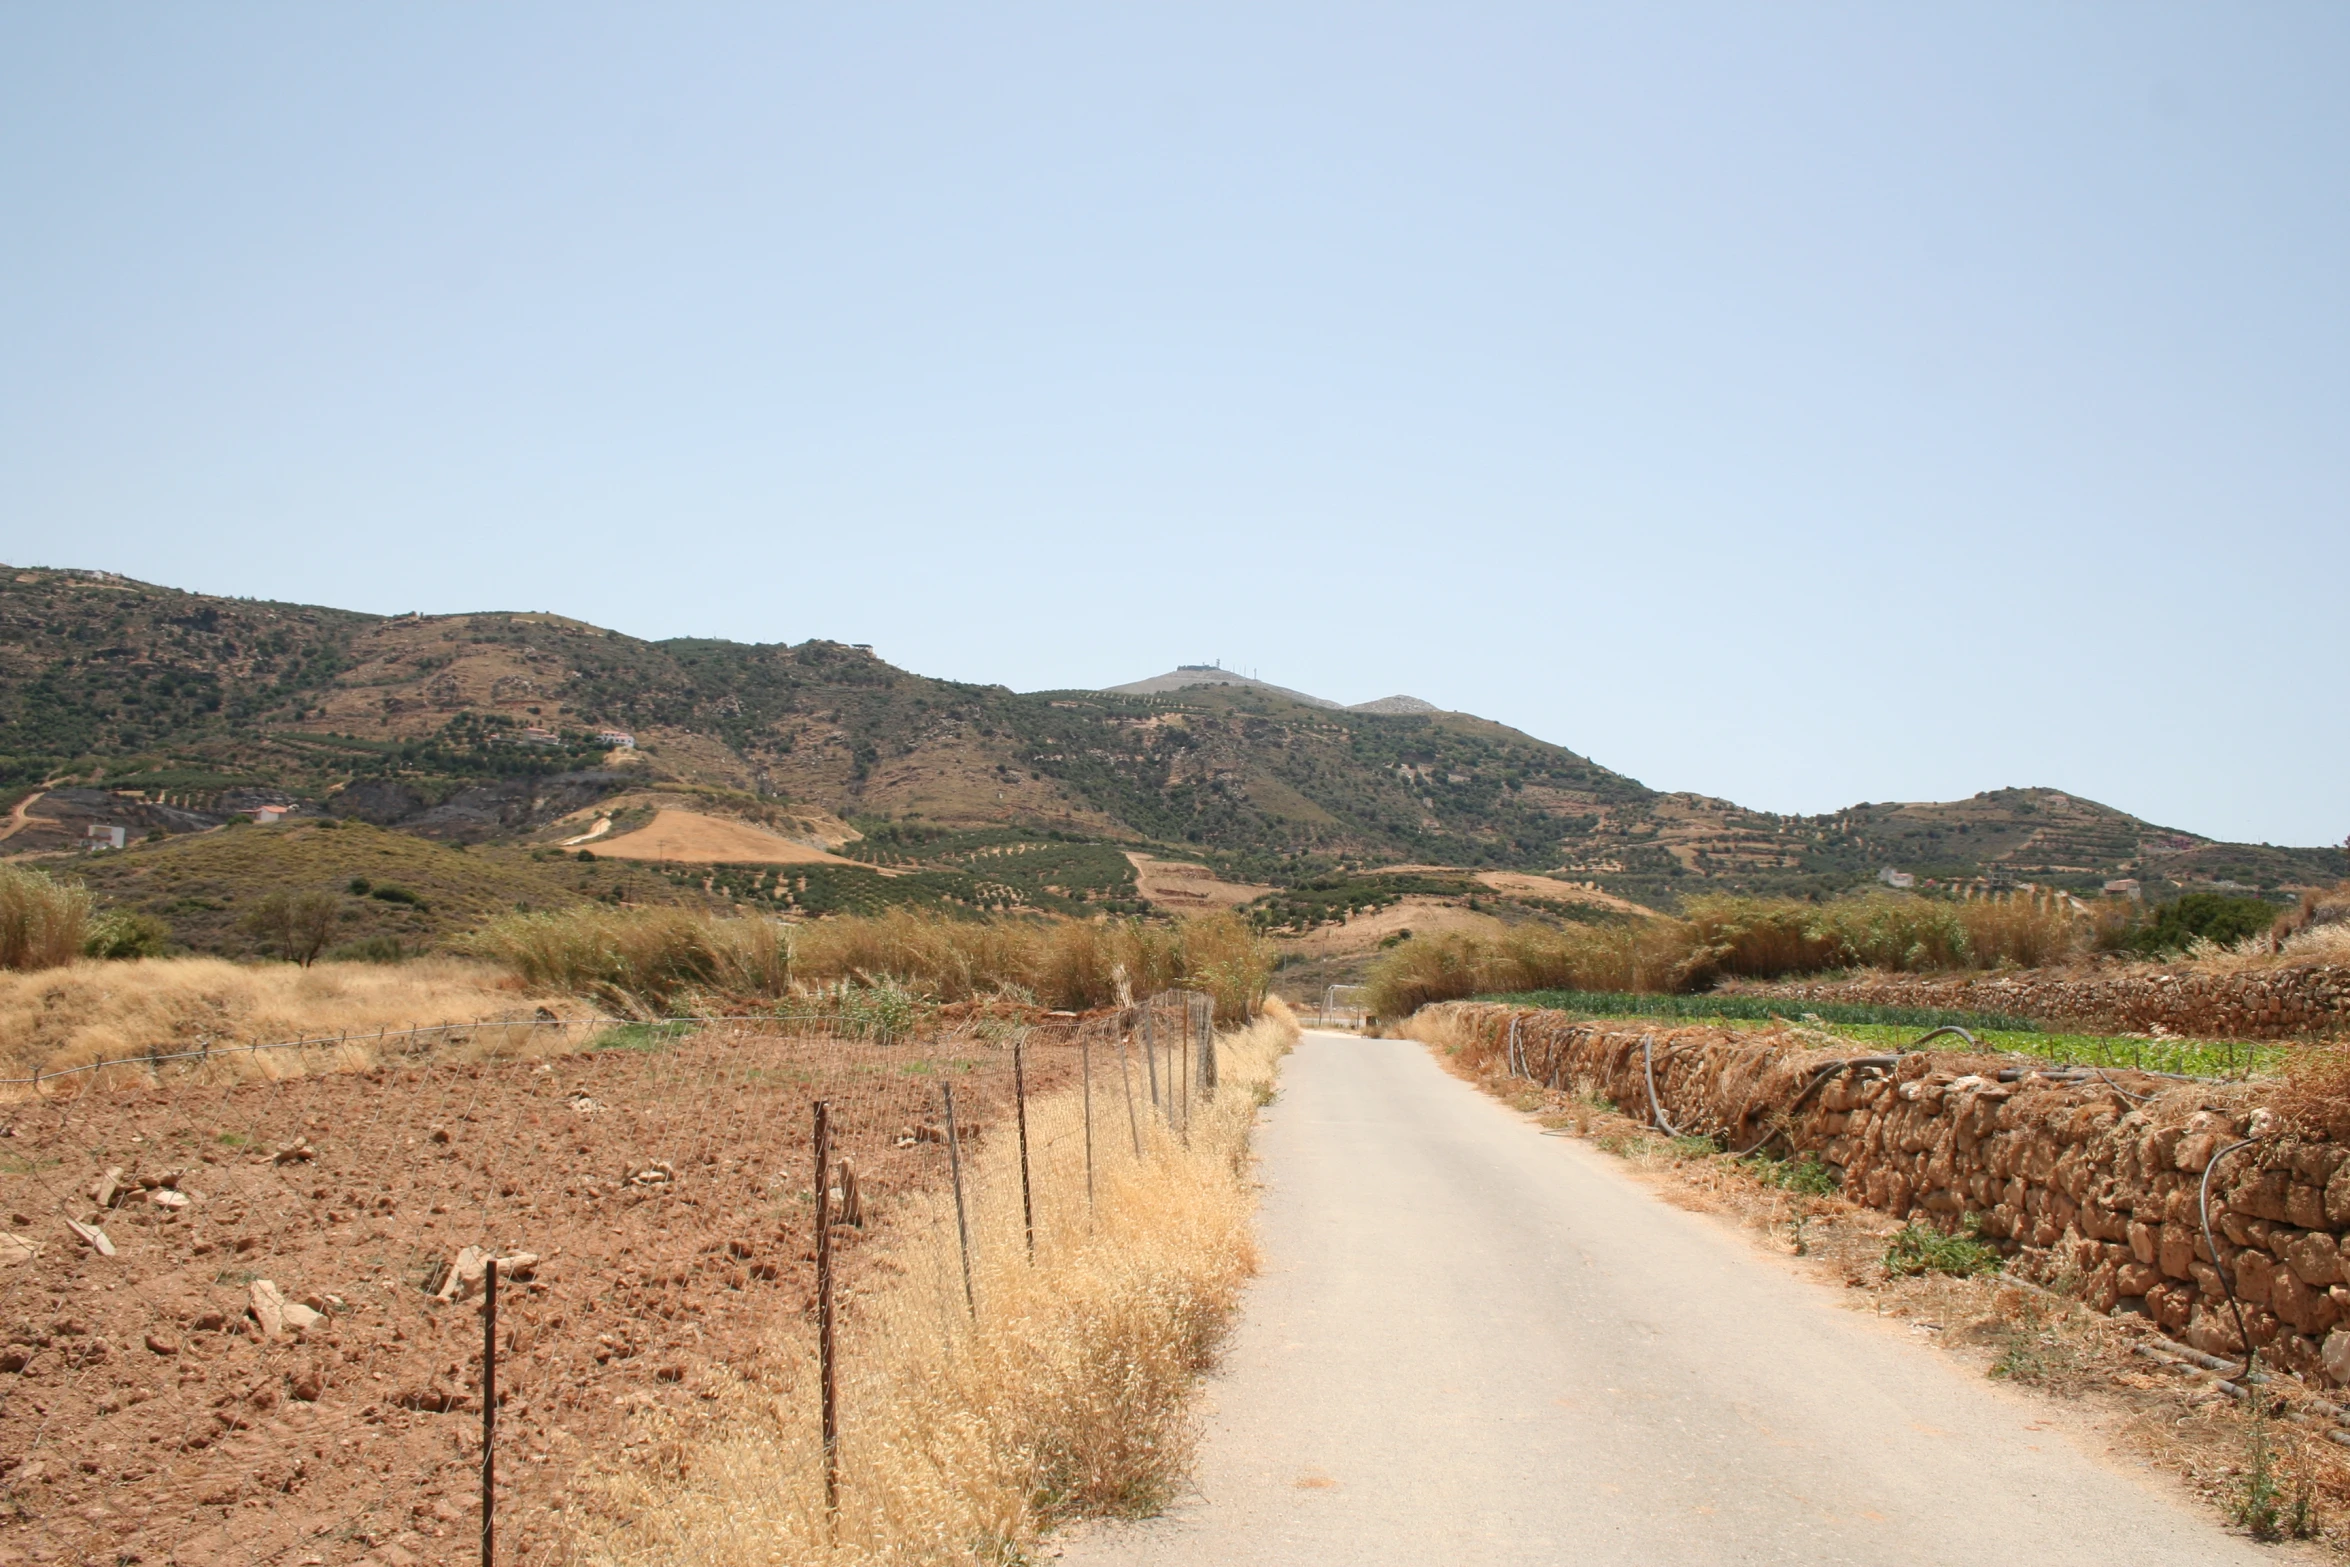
[{"left": 3, "top": 6, "right": 2343, "bottom": 847}]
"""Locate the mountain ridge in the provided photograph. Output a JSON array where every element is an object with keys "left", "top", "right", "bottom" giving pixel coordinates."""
[{"left": 1, "top": 563, "right": 2340, "bottom": 908}]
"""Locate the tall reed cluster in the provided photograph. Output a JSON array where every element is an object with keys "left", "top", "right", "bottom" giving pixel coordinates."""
[
  {"left": 1367, "top": 891, "right": 2089, "bottom": 1016},
  {"left": 468, "top": 905, "right": 794, "bottom": 1011},
  {"left": 570, "top": 999, "right": 1300, "bottom": 1566},
  {"left": 0, "top": 864, "right": 92, "bottom": 973},
  {"left": 472, "top": 905, "right": 1276, "bottom": 1020}
]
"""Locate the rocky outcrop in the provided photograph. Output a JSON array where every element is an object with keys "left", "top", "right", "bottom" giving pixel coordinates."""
[{"left": 1432, "top": 1002, "right": 2350, "bottom": 1387}]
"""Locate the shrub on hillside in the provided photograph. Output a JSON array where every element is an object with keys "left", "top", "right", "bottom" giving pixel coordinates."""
[
  {"left": 82, "top": 911, "right": 172, "bottom": 961},
  {"left": 2117, "top": 892, "right": 2280, "bottom": 957}
]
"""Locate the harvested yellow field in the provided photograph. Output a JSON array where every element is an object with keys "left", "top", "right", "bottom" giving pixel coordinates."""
[
  {"left": 1279, "top": 895, "right": 1514, "bottom": 958},
  {"left": 590, "top": 808, "right": 864, "bottom": 866},
  {"left": 1473, "top": 870, "right": 1652, "bottom": 915},
  {"left": 1124, "top": 852, "right": 1274, "bottom": 912}
]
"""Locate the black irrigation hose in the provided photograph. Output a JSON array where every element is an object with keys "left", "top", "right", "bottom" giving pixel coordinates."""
[
  {"left": 2092, "top": 1068, "right": 2155, "bottom": 1104},
  {"left": 1640, "top": 1033, "right": 1685, "bottom": 1137},
  {"left": 2199, "top": 1136, "right": 2262, "bottom": 1382}
]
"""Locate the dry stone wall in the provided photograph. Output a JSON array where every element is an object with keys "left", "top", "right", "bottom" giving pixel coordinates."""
[
  {"left": 1729, "top": 962, "right": 2348, "bottom": 1041},
  {"left": 1432, "top": 1002, "right": 2350, "bottom": 1388}
]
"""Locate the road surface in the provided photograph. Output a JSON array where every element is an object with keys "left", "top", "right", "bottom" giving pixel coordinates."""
[{"left": 1055, "top": 1029, "right": 2291, "bottom": 1566}]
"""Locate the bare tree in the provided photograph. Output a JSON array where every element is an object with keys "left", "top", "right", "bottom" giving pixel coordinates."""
[{"left": 242, "top": 890, "right": 341, "bottom": 966}]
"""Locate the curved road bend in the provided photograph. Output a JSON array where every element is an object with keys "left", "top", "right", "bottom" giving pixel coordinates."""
[{"left": 1054, "top": 1030, "right": 2297, "bottom": 1567}]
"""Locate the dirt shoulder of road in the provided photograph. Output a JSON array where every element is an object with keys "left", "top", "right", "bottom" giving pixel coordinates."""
[{"left": 1417, "top": 1032, "right": 2350, "bottom": 1555}]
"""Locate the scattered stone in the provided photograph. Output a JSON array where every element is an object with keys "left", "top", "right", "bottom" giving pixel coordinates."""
[
  {"left": 567, "top": 1092, "right": 600, "bottom": 1115},
  {"left": 89, "top": 1167, "right": 125, "bottom": 1209},
  {"left": 432, "top": 1246, "right": 488, "bottom": 1302},
  {"left": 834, "top": 1157, "right": 864, "bottom": 1228},
  {"left": 190, "top": 1311, "right": 226, "bottom": 1332},
  {"left": 63, "top": 1218, "right": 114, "bottom": 1257},
  {"left": 0, "top": 1233, "right": 38, "bottom": 1265},
  {"left": 273, "top": 1139, "right": 316, "bottom": 1165},
  {"left": 432, "top": 1246, "right": 540, "bottom": 1301},
  {"left": 627, "top": 1161, "right": 674, "bottom": 1187},
  {"left": 147, "top": 1189, "right": 190, "bottom": 1211},
  {"left": 290, "top": 1369, "right": 325, "bottom": 1401},
  {"left": 144, "top": 1333, "right": 178, "bottom": 1356},
  {"left": 249, "top": 1280, "right": 292, "bottom": 1337}
]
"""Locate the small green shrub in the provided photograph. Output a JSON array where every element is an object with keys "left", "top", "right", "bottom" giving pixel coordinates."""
[
  {"left": 835, "top": 979, "right": 925, "bottom": 1044},
  {"left": 367, "top": 883, "right": 425, "bottom": 907},
  {"left": 1884, "top": 1220, "right": 2002, "bottom": 1278},
  {"left": 81, "top": 911, "right": 172, "bottom": 960}
]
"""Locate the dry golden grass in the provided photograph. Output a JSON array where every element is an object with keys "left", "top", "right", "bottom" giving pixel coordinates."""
[
  {"left": 0, "top": 863, "right": 91, "bottom": 972},
  {"left": 2186, "top": 921, "right": 2350, "bottom": 975},
  {"left": 0, "top": 955, "right": 602, "bottom": 1079},
  {"left": 569, "top": 998, "right": 1300, "bottom": 1567},
  {"left": 475, "top": 905, "right": 1277, "bottom": 1023}
]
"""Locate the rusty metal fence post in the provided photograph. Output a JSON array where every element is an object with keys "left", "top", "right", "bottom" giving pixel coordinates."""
[
  {"left": 1143, "top": 1003, "right": 1161, "bottom": 1113},
  {"left": 1118, "top": 1024, "right": 1143, "bottom": 1158},
  {"left": 1198, "top": 992, "right": 1218, "bottom": 1097},
  {"left": 1013, "top": 1038, "right": 1035, "bottom": 1261},
  {"left": 481, "top": 1257, "right": 498, "bottom": 1567},
  {"left": 942, "top": 1083, "right": 975, "bottom": 1314},
  {"left": 813, "top": 1100, "right": 840, "bottom": 1521}
]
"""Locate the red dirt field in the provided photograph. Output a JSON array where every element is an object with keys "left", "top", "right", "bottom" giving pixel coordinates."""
[{"left": 0, "top": 1025, "right": 1075, "bottom": 1567}]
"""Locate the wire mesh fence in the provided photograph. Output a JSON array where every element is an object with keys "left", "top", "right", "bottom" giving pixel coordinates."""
[{"left": 0, "top": 996, "right": 1227, "bottom": 1567}]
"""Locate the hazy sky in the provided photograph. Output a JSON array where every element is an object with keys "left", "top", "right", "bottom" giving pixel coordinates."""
[{"left": 4, "top": 6, "right": 2344, "bottom": 847}]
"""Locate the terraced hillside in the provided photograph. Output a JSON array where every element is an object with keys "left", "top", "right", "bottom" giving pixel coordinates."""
[{"left": 3, "top": 566, "right": 2340, "bottom": 917}]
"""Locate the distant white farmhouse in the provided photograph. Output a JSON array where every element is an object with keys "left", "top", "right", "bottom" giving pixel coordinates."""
[
  {"left": 1877, "top": 867, "right": 1917, "bottom": 889},
  {"left": 597, "top": 730, "right": 636, "bottom": 749},
  {"left": 84, "top": 823, "right": 127, "bottom": 851}
]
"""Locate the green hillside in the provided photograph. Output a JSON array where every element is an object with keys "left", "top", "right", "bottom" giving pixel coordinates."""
[{"left": 3, "top": 565, "right": 2341, "bottom": 922}]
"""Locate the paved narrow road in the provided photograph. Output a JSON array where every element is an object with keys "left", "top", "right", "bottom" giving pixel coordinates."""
[{"left": 1057, "top": 1030, "right": 2291, "bottom": 1566}]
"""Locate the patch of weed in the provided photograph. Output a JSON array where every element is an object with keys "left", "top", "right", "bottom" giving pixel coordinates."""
[
  {"left": 1884, "top": 1220, "right": 2002, "bottom": 1278},
  {"left": 1744, "top": 1151, "right": 1841, "bottom": 1197},
  {"left": 593, "top": 1021, "right": 692, "bottom": 1052}
]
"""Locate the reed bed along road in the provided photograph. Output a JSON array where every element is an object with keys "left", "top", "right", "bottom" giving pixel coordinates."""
[{"left": 567, "top": 1000, "right": 1300, "bottom": 1567}]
